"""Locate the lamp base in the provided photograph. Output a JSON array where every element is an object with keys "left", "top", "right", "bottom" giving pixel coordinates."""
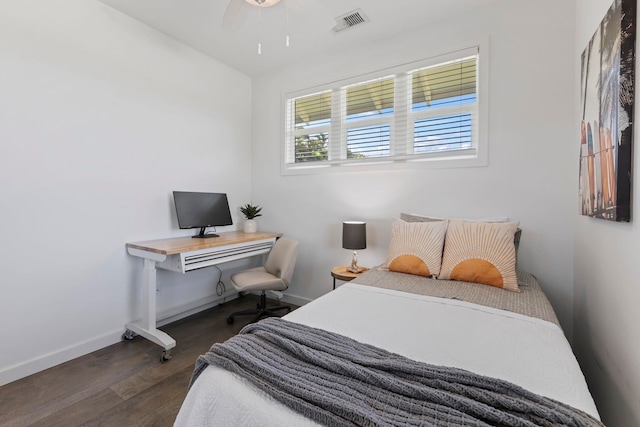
[{"left": 348, "top": 251, "right": 361, "bottom": 273}]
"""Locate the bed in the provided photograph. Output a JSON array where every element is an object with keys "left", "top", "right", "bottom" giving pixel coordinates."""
[{"left": 174, "top": 217, "right": 601, "bottom": 426}]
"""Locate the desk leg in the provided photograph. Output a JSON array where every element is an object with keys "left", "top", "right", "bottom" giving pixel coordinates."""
[{"left": 125, "top": 258, "right": 176, "bottom": 354}]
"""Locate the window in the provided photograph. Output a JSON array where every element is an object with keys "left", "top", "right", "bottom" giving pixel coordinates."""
[
  {"left": 345, "top": 77, "right": 394, "bottom": 159},
  {"left": 283, "top": 46, "right": 486, "bottom": 173},
  {"left": 292, "top": 91, "right": 331, "bottom": 162},
  {"left": 411, "top": 58, "right": 476, "bottom": 154}
]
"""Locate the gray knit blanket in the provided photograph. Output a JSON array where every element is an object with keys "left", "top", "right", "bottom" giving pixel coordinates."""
[{"left": 190, "top": 318, "right": 603, "bottom": 427}]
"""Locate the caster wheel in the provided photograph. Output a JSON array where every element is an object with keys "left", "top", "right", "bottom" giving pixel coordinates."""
[
  {"left": 227, "top": 316, "right": 234, "bottom": 324},
  {"left": 122, "top": 330, "right": 135, "bottom": 341},
  {"left": 160, "top": 350, "right": 172, "bottom": 363}
]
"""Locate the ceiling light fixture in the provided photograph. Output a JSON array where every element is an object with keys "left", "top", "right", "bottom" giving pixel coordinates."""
[
  {"left": 257, "top": 7, "right": 262, "bottom": 54},
  {"left": 246, "top": 0, "right": 287, "bottom": 55},
  {"left": 225, "top": 0, "right": 300, "bottom": 54}
]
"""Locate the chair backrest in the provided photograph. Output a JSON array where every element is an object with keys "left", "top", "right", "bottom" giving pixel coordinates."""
[{"left": 264, "top": 237, "right": 299, "bottom": 288}]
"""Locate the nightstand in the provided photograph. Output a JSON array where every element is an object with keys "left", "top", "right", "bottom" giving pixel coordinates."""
[{"left": 331, "top": 265, "right": 369, "bottom": 290}]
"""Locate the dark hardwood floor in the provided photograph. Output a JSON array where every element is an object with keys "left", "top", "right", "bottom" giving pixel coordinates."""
[{"left": 0, "top": 295, "right": 294, "bottom": 427}]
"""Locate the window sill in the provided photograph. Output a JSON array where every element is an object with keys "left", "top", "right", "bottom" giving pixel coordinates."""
[{"left": 281, "top": 148, "right": 486, "bottom": 175}]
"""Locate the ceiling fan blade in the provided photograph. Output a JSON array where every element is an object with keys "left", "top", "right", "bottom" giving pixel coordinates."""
[
  {"left": 222, "top": 0, "right": 251, "bottom": 30},
  {"left": 287, "top": 0, "right": 335, "bottom": 29}
]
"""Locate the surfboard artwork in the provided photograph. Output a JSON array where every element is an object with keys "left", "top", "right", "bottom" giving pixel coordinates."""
[{"left": 579, "top": 0, "right": 635, "bottom": 222}]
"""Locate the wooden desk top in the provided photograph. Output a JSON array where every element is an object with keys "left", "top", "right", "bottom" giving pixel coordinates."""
[{"left": 126, "top": 231, "right": 282, "bottom": 256}]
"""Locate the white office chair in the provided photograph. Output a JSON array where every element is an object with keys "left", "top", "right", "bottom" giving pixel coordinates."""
[{"left": 226, "top": 237, "right": 299, "bottom": 324}]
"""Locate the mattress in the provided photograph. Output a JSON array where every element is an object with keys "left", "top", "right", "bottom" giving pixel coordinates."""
[
  {"left": 175, "top": 276, "right": 599, "bottom": 426},
  {"left": 356, "top": 268, "right": 560, "bottom": 325}
]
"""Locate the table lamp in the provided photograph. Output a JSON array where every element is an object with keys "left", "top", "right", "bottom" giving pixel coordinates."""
[{"left": 343, "top": 221, "right": 366, "bottom": 273}]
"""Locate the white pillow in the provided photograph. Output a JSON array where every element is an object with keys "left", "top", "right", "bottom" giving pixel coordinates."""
[
  {"left": 439, "top": 219, "right": 520, "bottom": 291},
  {"left": 381, "top": 218, "right": 448, "bottom": 278}
]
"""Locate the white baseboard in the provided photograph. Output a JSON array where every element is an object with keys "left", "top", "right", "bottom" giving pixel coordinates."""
[
  {"left": 241, "top": 290, "right": 312, "bottom": 308},
  {"left": 0, "top": 329, "right": 122, "bottom": 387},
  {"left": 0, "top": 293, "right": 239, "bottom": 387},
  {"left": 157, "top": 292, "right": 238, "bottom": 326},
  {"left": 281, "top": 292, "right": 312, "bottom": 307},
  {"left": 0, "top": 291, "right": 311, "bottom": 387}
]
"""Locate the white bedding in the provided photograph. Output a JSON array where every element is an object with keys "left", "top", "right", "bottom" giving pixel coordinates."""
[{"left": 175, "top": 282, "right": 599, "bottom": 426}]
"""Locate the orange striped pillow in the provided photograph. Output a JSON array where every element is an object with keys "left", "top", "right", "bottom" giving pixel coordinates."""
[
  {"left": 382, "top": 218, "right": 448, "bottom": 278},
  {"left": 439, "top": 219, "right": 520, "bottom": 291}
]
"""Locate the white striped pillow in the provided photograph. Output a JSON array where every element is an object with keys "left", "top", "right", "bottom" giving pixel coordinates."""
[
  {"left": 382, "top": 218, "right": 448, "bottom": 278},
  {"left": 439, "top": 219, "right": 520, "bottom": 291}
]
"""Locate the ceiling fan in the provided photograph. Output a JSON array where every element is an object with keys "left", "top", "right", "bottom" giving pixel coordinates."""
[{"left": 222, "top": 0, "right": 333, "bottom": 31}]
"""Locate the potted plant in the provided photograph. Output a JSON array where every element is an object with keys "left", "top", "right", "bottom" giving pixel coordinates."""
[{"left": 239, "top": 203, "right": 262, "bottom": 233}]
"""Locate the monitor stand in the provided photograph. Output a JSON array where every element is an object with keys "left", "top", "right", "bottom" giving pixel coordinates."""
[{"left": 193, "top": 227, "right": 219, "bottom": 238}]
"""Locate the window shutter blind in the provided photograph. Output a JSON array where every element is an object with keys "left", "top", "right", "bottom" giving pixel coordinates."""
[
  {"left": 292, "top": 91, "right": 332, "bottom": 162},
  {"left": 284, "top": 46, "right": 481, "bottom": 170},
  {"left": 344, "top": 77, "right": 394, "bottom": 158},
  {"left": 295, "top": 92, "right": 332, "bottom": 125},
  {"left": 411, "top": 55, "right": 477, "bottom": 153}
]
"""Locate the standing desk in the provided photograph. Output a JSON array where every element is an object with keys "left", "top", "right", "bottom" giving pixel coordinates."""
[{"left": 125, "top": 231, "right": 281, "bottom": 361}]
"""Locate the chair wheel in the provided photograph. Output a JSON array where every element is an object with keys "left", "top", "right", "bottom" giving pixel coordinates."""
[
  {"left": 122, "top": 330, "right": 135, "bottom": 341},
  {"left": 227, "top": 316, "right": 234, "bottom": 324}
]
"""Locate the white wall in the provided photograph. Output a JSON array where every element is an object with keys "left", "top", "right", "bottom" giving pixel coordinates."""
[
  {"left": 574, "top": 1, "right": 640, "bottom": 426},
  {"left": 252, "top": 0, "right": 577, "bottom": 334},
  {"left": 0, "top": 0, "right": 252, "bottom": 385}
]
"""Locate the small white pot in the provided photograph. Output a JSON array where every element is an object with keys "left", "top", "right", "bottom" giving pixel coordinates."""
[{"left": 243, "top": 219, "right": 257, "bottom": 233}]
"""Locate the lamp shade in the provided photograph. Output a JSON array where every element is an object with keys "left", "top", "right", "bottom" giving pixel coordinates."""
[{"left": 342, "top": 221, "right": 366, "bottom": 250}]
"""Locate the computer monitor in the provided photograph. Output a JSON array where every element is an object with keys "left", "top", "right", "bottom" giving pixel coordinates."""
[{"left": 172, "top": 191, "right": 233, "bottom": 238}]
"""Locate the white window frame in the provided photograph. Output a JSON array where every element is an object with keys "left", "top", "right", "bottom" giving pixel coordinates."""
[{"left": 282, "top": 42, "right": 488, "bottom": 175}]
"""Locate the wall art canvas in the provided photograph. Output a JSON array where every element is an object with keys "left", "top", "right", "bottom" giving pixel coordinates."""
[{"left": 579, "top": 0, "right": 636, "bottom": 222}]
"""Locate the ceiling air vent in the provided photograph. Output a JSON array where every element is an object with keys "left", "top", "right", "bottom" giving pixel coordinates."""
[{"left": 332, "top": 9, "right": 369, "bottom": 33}]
